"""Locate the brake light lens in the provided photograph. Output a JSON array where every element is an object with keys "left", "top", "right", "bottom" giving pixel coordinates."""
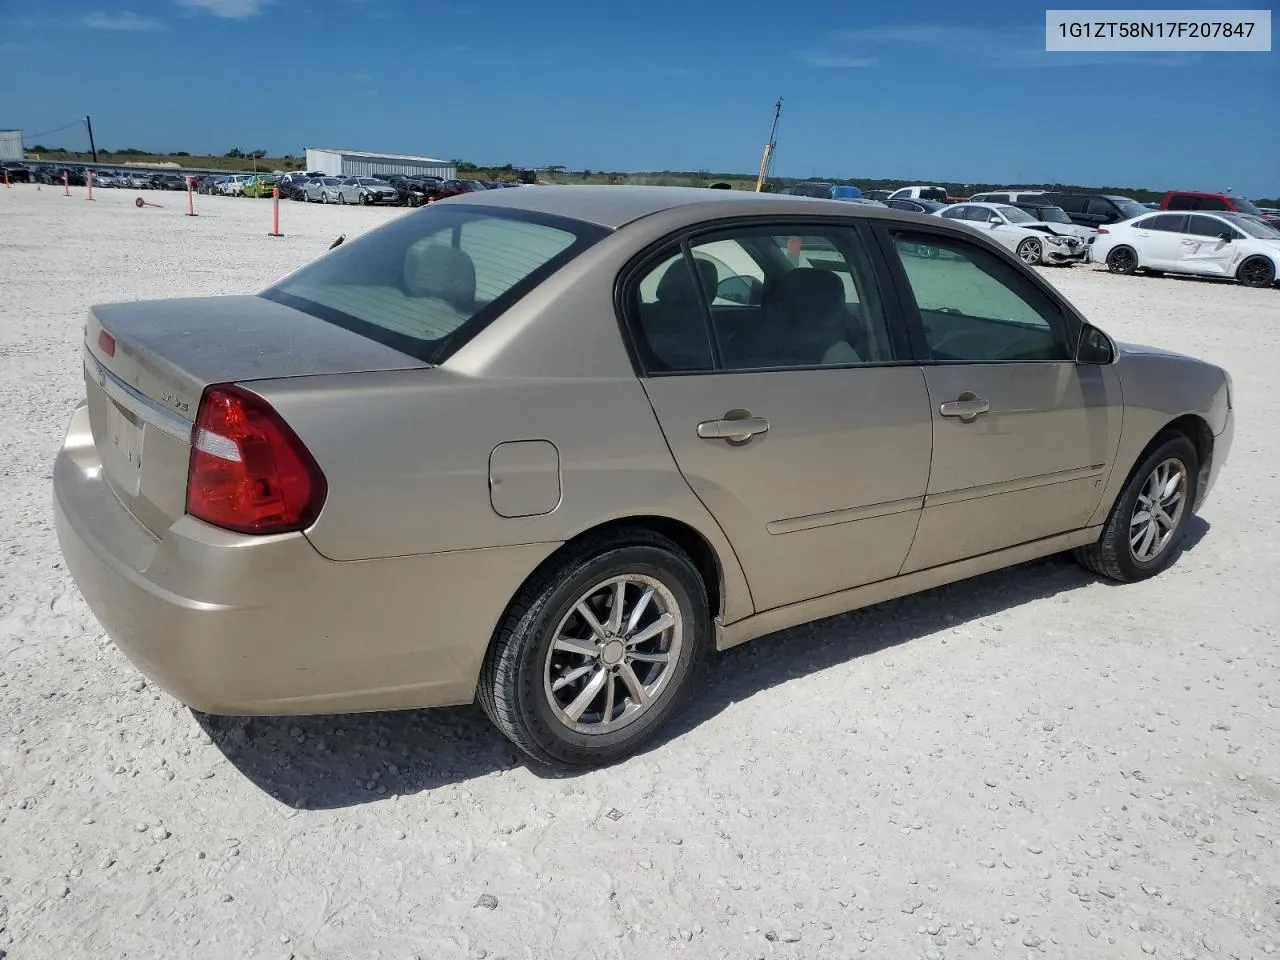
[
  {"left": 1096, "top": 227, "right": 1109, "bottom": 235},
  {"left": 97, "top": 330, "right": 116, "bottom": 358},
  {"left": 186, "top": 384, "right": 326, "bottom": 534}
]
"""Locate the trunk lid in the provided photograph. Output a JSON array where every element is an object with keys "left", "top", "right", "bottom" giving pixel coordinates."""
[{"left": 84, "top": 294, "right": 428, "bottom": 536}]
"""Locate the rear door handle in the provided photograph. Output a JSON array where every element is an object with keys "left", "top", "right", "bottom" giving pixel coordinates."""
[
  {"left": 939, "top": 395, "right": 990, "bottom": 422},
  {"left": 697, "top": 416, "right": 770, "bottom": 442}
]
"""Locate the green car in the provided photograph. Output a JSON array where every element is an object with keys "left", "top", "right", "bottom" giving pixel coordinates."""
[{"left": 242, "top": 175, "right": 280, "bottom": 198}]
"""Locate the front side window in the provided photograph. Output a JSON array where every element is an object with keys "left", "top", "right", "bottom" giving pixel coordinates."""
[
  {"left": 1197, "top": 196, "right": 1230, "bottom": 211},
  {"left": 940, "top": 206, "right": 967, "bottom": 219},
  {"left": 889, "top": 232, "right": 1071, "bottom": 363},
  {"left": 1187, "top": 215, "right": 1240, "bottom": 238},
  {"left": 998, "top": 205, "right": 1037, "bottom": 224},
  {"left": 1086, "top": 197, "right": 1117, "bottom": 218},
  {"left": 966, "top": 206, "right": 996, "bottom": 222},
  {"left": 263, "top": 206, "right": 606, "bottom": 363}
]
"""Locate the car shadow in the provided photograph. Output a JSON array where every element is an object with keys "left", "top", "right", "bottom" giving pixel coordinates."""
[{"left": 197, "top": 519, "right": 1210, "bottom": 808}]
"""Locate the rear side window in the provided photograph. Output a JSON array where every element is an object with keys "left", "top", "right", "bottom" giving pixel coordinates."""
[
  {"left": 1197, "top": 196, "right": 1229, "bottom": 211},
  {"left": 1055, "top": 196, "right": 1086, "bottom": 213},
  {"left": 263, "top": 206, "right": 606, "bottom": 363},
  {"left": 1142, "top": 214, "right": 1188, "bottom": 232},
  {"left": 1165, "top": 194, "right": 1196, "bottom": 210}
]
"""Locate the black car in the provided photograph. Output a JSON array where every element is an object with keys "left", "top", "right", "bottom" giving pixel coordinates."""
[
  {"left": 2, "top": 161, "right": 32, "bottom": 183},
  {"left": 1009, "top": 199, "right": 1092, "bottom": 237},
  {"left": 389, "top": 176, "right": 443, "bottom": 207},
  {"left": 883, "top": 198, "right": 947, "bottom": 214},
  {"left": 152, "top": 173, "right": 188, "bottom": 191},
  {"left": 1039, "top": 192, "right": 1148, "bottom": 229}
]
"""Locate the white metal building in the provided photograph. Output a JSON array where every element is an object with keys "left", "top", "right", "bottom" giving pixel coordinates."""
[
  {"left": 0, "top": 130, "right": 24, "bottom": 162},
  {"left": 304, "top": 148, "right": 455, "bottom": 179}
]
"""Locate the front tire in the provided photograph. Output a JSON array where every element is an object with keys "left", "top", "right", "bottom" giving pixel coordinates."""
[
  {"left": 1017, "top": 238, "right": 1043, "bottom": 266},
  {"left": 1237, "top": 255, "right": 1276, "bottom": 288},
  {"left": 1106, "top": 245, "right": 1139, "bottom": 275},
  {"left": 1073, "top": 434, "right": 1199, "bottom": 583},
  {"left": 477, "top": 529, "right": 709, "bottom": 768}
]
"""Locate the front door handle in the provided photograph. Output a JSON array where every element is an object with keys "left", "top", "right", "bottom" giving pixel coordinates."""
[
  {"left": 697, "top": 415, "right": 770, "bottom": 442},
  {"left": 939, "top": 394, "right": 990, "bottom": 423}
]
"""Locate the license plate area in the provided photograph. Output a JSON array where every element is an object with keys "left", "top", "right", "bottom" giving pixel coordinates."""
[{"left": 102, "top": 399, "right": 144, "bottom": 497}]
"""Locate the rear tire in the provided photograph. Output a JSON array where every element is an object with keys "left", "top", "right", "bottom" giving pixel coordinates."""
[
  {"left": 1237, "top": 255, "right": 1276, "bottom": 288},
  {"left": 477, "top": 529, "right": 710, "bottom": 768},
  {"left": 1106, "top": 245, "right": 1139, "bottom": 275},
  {"left": 1073, "top": 434, "right": 1199, "bottom": 583}
]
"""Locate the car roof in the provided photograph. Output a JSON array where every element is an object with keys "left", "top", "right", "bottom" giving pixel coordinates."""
[{"left": 439, "top": 184, "right": 927, "bottom": 229}]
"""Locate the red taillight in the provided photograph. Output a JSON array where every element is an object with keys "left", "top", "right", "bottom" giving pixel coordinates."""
[
  {"left": 1096, "top": 227, "right": 1109, "bottom": 235},
  {"left": 185, "top": 384, "right": 326, "bottom": 535},
  {"left": 97, "top": 330, "right": 116, "bottom": 358}
]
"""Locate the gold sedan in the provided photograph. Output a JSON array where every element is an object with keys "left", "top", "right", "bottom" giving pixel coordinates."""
[{"left": 53, "top": 187, "right": 1234, "bottom": 767}]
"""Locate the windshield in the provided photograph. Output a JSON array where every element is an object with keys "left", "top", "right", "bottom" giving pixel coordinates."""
[
  {"left": 1227, "top": 196, "right": 1263, "bottom": 215},
  {"left": 1034, "top": 206, "right": 1071, "bottom": 224},
  {"left": 998, "top": 205, "right": 1037, "bottom": 224},
  {"left": 1224, "top": 213, "right": 1280, "bottom": 239},
  {"left": 1113, "top": 198, "right": 1149, "bottom": 220},
  {"left": 262, "top": 205, "right": 608, "bottom": 363}
]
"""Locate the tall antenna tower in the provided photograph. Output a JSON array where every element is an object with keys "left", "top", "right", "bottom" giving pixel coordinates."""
[{"left": 754, "top": 97, "right": 783, "bottom": 193}]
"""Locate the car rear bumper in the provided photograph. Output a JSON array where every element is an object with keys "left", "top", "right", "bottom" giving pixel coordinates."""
[{"left": 53, "top": 401, "right": 559, "bottom": 716}]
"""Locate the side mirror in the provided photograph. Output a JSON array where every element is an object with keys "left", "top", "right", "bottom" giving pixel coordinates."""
[
  {"left": 717, "top": 275, "right": 758, "bottom": 305},
  {"left": 1076, "top": 323, "right": 1116, "bottom": 365},
  {"left": 1218, "top": 231, "right": 1233, "bottom": 243}
]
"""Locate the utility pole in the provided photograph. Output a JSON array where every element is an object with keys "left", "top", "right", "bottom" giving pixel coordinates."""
[
  {"left": 84, "top": 115, "right": 98, "bottom": 163},
  {"left": 754, "top": 96, "right": 783, "bottom": 193}
]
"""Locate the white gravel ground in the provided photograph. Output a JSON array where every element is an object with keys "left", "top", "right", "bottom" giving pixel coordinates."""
[{"left": 1, "top": 183, "right": 1278, "bottom": 960}]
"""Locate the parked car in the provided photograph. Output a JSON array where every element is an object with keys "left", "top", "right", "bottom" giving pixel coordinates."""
[
  {"left": 276, "top": 173, "right": 312, "bottom": 201},
  {"left": 219, "top": 175, "right": 253, "bottom": 196},
  {"left": 1092, "top": 210, "right": 1279, "bottom": 287},
  {"left": 337, "top": 176, "right": 401, "bottom": 205},
  {"left": 53, "top": 187, "right": 1234, "bottom": 768},
  {"left": 883, "top": 198, "right": 948, "bottom": 214},
  {"left": 1038, "top": 192, "right": 1148, "bottom": 230},
  {"left": 1160, "top": 191, "right": 1280, "bottom": 227},
  {"left": 937, "top": 201, "right": 1088, "bottom": 264},
  {"left": 966, "top": 190, "right": 1045, "bottom": 203},
  {"left": 241, "top": 175, "right": 280, "bottom": 198},
  {"left": 1008, "top": 199, "right": 1098, "bottom": 243},
  {"left": 152, "top": 173, "right": 188, "bottom": 191},
  {"left": 304, "top": 176, "right": 345, "bottom": 203},
  {"left": 390, "top": 176, "right": 443, "bottom": 206},
  {"left": 2, "top": 161, "right": 32, "bottom": 183},
  {"left": 435, "top": 178, "right": 489, "bottom": 200},
  {"left": 888, "top": 185, "right": 949, "bottom": 202}
]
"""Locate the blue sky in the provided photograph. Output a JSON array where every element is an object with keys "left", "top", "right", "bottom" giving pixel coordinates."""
[{"left": 1, "top": 0, "right": 1276, "bottom": 196}]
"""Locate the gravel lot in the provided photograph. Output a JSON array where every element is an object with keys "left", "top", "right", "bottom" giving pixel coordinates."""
[{"left": 1, "top": 184, "right": 1278, "bottom": 960}]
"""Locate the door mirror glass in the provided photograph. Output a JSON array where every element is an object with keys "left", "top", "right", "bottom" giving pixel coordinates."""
[
  {"left": 1218, "top": 231, "right": 1234, "bottom": 243},
  {"left": 716, "top": 275, "right": 758, "bottom": 305},
  {"left": 1076, "top": 324, "right": 1115, "bottom": 365}
]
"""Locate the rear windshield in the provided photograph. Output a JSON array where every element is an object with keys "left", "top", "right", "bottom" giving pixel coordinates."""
[{"left": 262, "top": 205, "right": 607, "bottom": 363}]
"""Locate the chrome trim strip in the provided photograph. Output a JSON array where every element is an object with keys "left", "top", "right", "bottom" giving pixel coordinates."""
[
  {"left": 924, "top": 464, "right": 1106, "bottom": 508},
  {"left": 84, "top": 351, "right": 193, "bottom": 442},
  {"left": 767, "top": 495, "right": 924, "bottom": 535}
]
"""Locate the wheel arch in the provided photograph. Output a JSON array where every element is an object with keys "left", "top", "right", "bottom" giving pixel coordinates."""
[{"left": 1113, "top": 414, "right": 1215, "bottom": 515}]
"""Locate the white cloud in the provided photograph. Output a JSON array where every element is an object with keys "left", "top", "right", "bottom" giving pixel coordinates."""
[
  {"left": 829, "top": 24, "right": 1199, "bottom": 68},
  {"left": 802, "top": 52, "right": 878, "bottom": 68},
  {"left": 177, "top": 0, "right": 271, "bottom": 18},
  {"left": 83, "top": 11, "right": 165, "bottom": 30}
]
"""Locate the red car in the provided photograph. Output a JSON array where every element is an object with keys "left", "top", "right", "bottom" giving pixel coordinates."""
[{"left": 1160, "top": 191, "right": 1280, "bottom": 227}]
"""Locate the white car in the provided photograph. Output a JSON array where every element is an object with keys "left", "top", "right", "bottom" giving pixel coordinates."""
[
  {"left": 888, "top": 185, "right": 949, "bottom": 202},
  {"left": 1092, "top": 210, "right": 1280, "bottom": 288},
  {"left": 219, "top": 175, "right": 252, "bottom": 196},
  {"left": 935, "top": 202, "right": 1088, "bottom": 265}
]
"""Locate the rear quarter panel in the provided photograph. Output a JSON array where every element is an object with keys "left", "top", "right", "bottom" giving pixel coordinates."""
[{"left": 1087, "top": 349, "right": 1231, "bottom": 526}]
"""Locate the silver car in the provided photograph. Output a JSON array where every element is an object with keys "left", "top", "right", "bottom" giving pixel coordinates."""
[
  {"left": 336, "top": 176, "right": 401, "bottom": 206},
  {"left": 53, "top": 187, "right": 1234, "bottom": 768},
  {"left": 305, "top": 176, "right": 344, "bottom": 203}
]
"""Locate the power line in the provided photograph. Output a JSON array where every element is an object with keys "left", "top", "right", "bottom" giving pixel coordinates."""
[{"left": 22, "top": 119, "right": 86, "bottom": 143}]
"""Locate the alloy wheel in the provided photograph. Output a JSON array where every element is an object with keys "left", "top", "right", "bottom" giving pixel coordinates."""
[
  {"left": 1108, "top": 248, "right": 1136, "bottom": 273},
  {"left": 1239, "top": 257, "right": 1275, "bottom": 287},
  {"left": 1129, "top": 458, "right": 1188, "bottom": 563},
  {"left": 543, "top": 575, "right": 683, "bottom": 735}
]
